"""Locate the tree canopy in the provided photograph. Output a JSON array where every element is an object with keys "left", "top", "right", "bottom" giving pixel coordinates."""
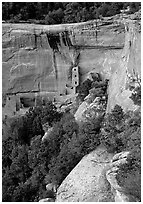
[
  {"left": 2, "top": 101, "right": 141, "bottom": 201},
  {"left": 2, "top": 2, "right": 141, "bottom": 24}
]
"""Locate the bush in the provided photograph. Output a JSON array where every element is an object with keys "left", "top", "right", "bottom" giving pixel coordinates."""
[
  {"left": 78, "top": 79, "right": 92, "bottom": 101},
  {"left": 130, "top": 86, "right": 141, "bottom": 106},
  {"left": 78, "top": 75, "right": 108, "bottom": 102}
]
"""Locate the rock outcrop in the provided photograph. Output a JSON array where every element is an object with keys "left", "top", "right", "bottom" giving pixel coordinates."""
[
  {"left": 56, "top": 146, "right": 114, "bottom": 202},
  {"left": 56, "top": 146, "right": 139, "bottom": 202},
  {"left": 74, "top": 94, "right": 106, "bottom": 122},
  {"left": 106, "top": 152, "right": 139, "bottom": 202}
]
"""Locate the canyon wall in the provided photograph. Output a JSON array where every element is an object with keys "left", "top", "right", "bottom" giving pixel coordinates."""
[
  {"left": 2, "top": 19, "right": 124, "bottom": 96},
  {"left": 107, "top": 19, "right": 141, "bottom": 112},
  {"left": 2, "top": 13, "right": 141, "bottom": 113}
]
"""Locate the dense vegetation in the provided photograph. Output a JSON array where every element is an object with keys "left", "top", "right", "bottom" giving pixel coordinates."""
[
  {"left": 2, "top": 100, "right": 102, "bottom": 201},
  {"left": 101, "top": 104, "right": 141, "bottom": 200},
  {"left": 77, "top": 73, "right": 108, "bottom": 101},
  {"left": 2, "top": 102, "right": 62, "bottom": 201},
  {"left": 2, "top": 97, "right": 141, "bottom": 201},
  {"left": 2, "top": 2, "right": 141, "bottom": 24},
  {"left": 100, "top": 86, "right": 141, "bottom": 200}
]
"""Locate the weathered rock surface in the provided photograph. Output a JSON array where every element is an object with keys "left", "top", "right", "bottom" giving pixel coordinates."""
[
  {"left": 2, "top": 18, "right": 124, "bottom": 98},
  {"left": 56, "top": 147, "right": 139, "bottom": 202},
  {"left": 74, "top": 100, "right": 89, "bottom": 122},
  {"left": 74, "top": 94, "right": 106, "bottom": 122},
  {"left": 2, "top": 13, "right": 141, "bottom": 116},
  {"left": 56, "top": 146, "right": 114, "bottom": 202},
  {"left": 106, "top": 19, "right": 141, "bottom": 112}
]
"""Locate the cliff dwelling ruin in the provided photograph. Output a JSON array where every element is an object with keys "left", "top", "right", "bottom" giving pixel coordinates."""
[{"left": 2, "top": 12, "right": 141, "bottom": 117}]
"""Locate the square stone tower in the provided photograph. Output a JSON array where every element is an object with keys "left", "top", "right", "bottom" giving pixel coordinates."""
[{"left": 72, "top": 66, "right": 79, "bottom": 94}]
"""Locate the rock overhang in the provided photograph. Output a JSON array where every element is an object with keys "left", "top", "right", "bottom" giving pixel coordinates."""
[{"left": 2, "top": 12, "right": 141, "bottom": 114}]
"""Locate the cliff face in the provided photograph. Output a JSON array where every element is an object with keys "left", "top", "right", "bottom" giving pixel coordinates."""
[
  {"left": 107, "top": 20, "right": 141, "bottom": 112},
  {"left": 2, "top": 14, "right": 141, "bottom": 113},
  {"left": 2, "top": 19, "right": 124, "bottom": 96}
]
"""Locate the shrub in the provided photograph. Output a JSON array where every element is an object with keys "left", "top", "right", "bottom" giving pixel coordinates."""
[
  {"left": 130, "top": 86, "right": 141, "bottom": 106},
  {"left": 78, "top": 75, "right": 108, "bottom": 102},
  {"left": 78, "top": 79, "right": 92, "bottom": 101}
]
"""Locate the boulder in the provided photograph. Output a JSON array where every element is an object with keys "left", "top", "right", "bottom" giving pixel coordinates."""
[
  {"left": 46, "top": 183, "right": 57, "bottom": 193},
  {"left": 74, "top": 94, "right": 106, "bottom": 122},
  {"left": 74, "top": 100, "right": 89, "bottom": 122},
  {"left": 42, "top": 127, "right": 53, "bottom": 142},
  {"left": 106, "top": 152, "right": 140, "bottom": 202}
]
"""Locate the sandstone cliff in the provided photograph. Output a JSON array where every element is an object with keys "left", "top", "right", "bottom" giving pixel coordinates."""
[
  {"left": 2, "top": 17, "right": 124, "bottom": 99},
  {"left": 107, "top": 19, "right": 141, "bottom": 112},
  {"left": 74, "top": 18, "right": 141, "bottom": 124},
  {"left": 2, "top": 13, "right": 140, "bottom": 115}
]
